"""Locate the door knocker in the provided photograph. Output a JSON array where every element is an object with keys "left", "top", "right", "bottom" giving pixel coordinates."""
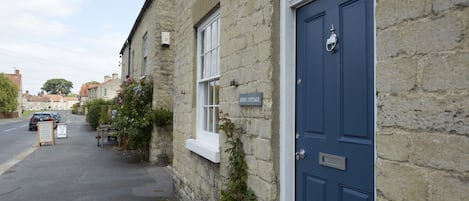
[{"left": 326, "top": 24, "right": 338, "bottom": 53}]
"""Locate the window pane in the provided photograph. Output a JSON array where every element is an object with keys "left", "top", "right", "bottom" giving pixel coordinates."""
[
  {"left": 212, "top": 20, "right": 218, "bottom": 49},
  {"left": 206, "top": 25, "right": 212, "bottom": 52},
  {"left": 217, "top": 48, "right": 220, "bottom": 75},
  {"left": 209, "top": 80, "right": 219, "bottom": 105},
  {"left": 201, "top": 30, "right": 205, "bottom": 53},
  {"left": 213, "top": 106, "right": 219, "bottom": 133},
  {"left": 203, "top": 106, "right": 208, "bottom": 131},
  {"left": 214, "top": 80, "right": 219, "bottom": 104},
  {"left": 212, "top": 48, "right": 218, "bottom": 75},
  {"left": 204, "top": 53, "right": 211, "bottom": 78},
  {"left": 201, "top": 55, "right": 205, "bottom": 79}
]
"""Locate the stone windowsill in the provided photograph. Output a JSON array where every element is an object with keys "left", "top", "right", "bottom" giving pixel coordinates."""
[{"left": 185, "top": 139, "right": 220, "bottom": 163}]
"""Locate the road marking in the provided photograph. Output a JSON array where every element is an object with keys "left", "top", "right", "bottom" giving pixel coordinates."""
[
  {"left": 0, "top": 145, "right": 37, "bottom": 176},
  {"left": 4, "top": 128, "right": 17, "bottom": 132},
  {"left": 20, "top": 125, "right": 28, "bottom": 128}
]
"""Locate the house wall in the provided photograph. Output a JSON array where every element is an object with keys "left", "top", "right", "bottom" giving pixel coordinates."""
[
  {"left": 172, "top": 0, "right": 280, "bottom": 200},
  {"left": 120, "top": 0, "right": 175, "bottom": 163},
  {"left": 97, "top": 78, "right": 121, "bottom": 101},
  {"left": 22, "top": 98, "right": 79, "bottom": 111},
  {"left": 376, "top": 1, "right": 469, "bottom": 200}
]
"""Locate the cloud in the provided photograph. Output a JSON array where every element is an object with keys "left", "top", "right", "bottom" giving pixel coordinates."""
[
  {"left": 0, "top": 0, "right": 143, "bottom": 95},
  {"left": 0, "top": 0, "right": 84, "bottom": 17}
]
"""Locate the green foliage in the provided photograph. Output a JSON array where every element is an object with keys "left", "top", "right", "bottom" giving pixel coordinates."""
[
  {"left": 99, "top": 106, "right": 111, "bottom": 125},
  {"left": 154, "top": 107, "right": 173, "bottom": 127},
  {"left": 113, "top": 78, "right": 154, "bottom": 160},
  {"left": 219, "top": 114, "right": 257, "bottom": 201},
  {"left": 0, "top": 73, "right": 19, "bottom": 112},
  {"left": 71, "top": 103, "right": 80, "bottom": 114},
  {"left": 41, "top": 78, "right": 73, "bottom": 95},
  {"left": 86, "top": 99, "right": 112, "bottom": 130}
]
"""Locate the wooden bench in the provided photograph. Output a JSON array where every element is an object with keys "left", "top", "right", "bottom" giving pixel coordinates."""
[{"left": 96, "top": 124, "right": 119, "bottom": 147}]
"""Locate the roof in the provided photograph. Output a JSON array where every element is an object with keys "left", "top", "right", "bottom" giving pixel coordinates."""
[
  {"left": 4, "top": 69, "right": 22, "bottom": 90},
  {"left": 119, "top": 0, "right": 153, "bottom": 55},
  {"left": 79, "top": 83, "right": 99, "bottom": 97}
]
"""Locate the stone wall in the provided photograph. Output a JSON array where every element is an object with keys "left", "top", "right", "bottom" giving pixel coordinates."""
[
  {"left": 171, "top": 0, "right": 279, "bottom": 200},
  {"left": 376, "top": 1, "right": 469, "bottom": 200},
  {"left": 119, "top": 0, "right": 175, "bottom": 163},
  {"left": 148, "top": 0, "right": 175, "bottom": 164}
]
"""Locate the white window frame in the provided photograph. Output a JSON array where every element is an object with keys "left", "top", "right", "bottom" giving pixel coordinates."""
[{"left": 186, "top": 10, "right": 221, "bottom": 163}]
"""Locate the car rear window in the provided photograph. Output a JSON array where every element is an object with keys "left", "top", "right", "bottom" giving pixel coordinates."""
[{"left": 33, "top": 113, "right": 52, "bottom": 119}]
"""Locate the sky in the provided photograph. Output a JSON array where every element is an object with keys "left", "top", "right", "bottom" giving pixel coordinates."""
[{"left": 0, "top": 0, "right": 145, "bottom": 95}]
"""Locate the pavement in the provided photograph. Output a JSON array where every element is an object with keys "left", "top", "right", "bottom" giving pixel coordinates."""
[{"left": 0, "top": 113, "right": 176, "bottom": 201}]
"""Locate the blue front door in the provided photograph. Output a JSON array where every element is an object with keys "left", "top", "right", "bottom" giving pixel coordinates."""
[{"left": 295, "top": 0, "right": 374, "bottom": 200}]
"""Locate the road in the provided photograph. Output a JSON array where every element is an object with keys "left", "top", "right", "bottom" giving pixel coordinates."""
[
  {"left": 0, "top": 114, "right": 39, "bottom": 168},
  {"left": 0, "top": 111, "right": 175, "bottom": 201},
  {"left": 0, "top": 111, "right": 71, "bottom": 171}
]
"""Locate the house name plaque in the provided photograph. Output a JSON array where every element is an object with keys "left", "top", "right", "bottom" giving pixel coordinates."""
[{"left": 239, "top": 93, "right": 263, "bottom": 107}]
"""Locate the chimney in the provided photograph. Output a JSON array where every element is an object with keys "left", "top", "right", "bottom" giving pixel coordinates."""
[
  {"left": 112, "top": 73, "right": 118, "bottom": 80},
  {"left": 104, "top": 75, "right": 111, "bottom": 82},
  {"left": 15, "top": 68, "right": 19, "bottom": 75}
]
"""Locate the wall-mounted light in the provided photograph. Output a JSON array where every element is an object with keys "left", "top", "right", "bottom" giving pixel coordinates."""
[{"left": 229, "top": 79, "right": 239, "bottom": 88}]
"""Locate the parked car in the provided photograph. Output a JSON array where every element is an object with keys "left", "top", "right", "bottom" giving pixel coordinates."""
[
  {"left": 52, "top": 112, "right": 61, "bottom": 124},
  {"left": 29, "top": 112, "right": 56, "bottom": 131}
]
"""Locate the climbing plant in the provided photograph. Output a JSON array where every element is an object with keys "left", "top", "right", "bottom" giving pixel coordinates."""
[
  {"left": 113, "top": 78, "right": 154, "bottom": 160},
  {"left": 219, "top": 113, "right": 257, "bottom": 201}
]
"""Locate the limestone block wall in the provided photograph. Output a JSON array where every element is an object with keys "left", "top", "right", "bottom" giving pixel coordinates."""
[
  {"left": 119, "top": 0, "right": 175, "bottom": 163},
  {"left": 376, "top": 1, "right": 469, "bottom": 200},
  {"left": 171, "top": 0, "right": 280, "bottom": 200},
  {"left": 149, "top": 0, "right": 175, "bottom": 163}
]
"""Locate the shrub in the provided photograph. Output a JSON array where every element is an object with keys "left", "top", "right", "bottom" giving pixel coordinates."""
[
  {"left": 86, "top": 99, "right": 113, "bottom": 130},
  {"left": 154, "top": 107, "right": 173, "bottom": 127},
  {"left": 113, "top": 78, "right": 154, "bottom": 160}
]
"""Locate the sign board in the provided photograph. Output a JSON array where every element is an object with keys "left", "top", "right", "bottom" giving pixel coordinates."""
[
  {"left": 37, "top": 121, "right": 55, "bottom": 146},
  {"left": 239, "top": 92, "right": 263, "bottom": 106},
  {"left": 56, "top": 123, "right": 67, "bottom": 138}
]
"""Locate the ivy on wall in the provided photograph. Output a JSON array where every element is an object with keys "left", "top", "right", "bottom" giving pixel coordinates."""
[{"left": 219, "top": 113, "right": 257, "bottom": 201}]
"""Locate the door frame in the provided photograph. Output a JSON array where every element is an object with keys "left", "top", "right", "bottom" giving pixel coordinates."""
[{"left": 279, "top": 1, "right": 377, "bottom": 201}]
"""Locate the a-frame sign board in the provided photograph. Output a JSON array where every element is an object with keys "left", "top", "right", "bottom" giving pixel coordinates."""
[{"left": 38, "top": 121, "right": 55, "bottom": 146}]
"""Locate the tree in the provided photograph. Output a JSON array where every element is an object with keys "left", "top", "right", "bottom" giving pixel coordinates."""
[
  {"left": 0, "top": 73, "right": 19, "bottom": 112},
  {"left": 41, "top": 78, "right": 73, "bottom": 95}
]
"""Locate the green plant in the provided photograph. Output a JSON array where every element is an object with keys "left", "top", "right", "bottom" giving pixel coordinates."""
[
  {"left": 113, "top": 78, "right": 154, "bottom": 160},
  {"left": 99, "top": 105, "right": 111, "bottom": 125},
  {"left": 71, "top": 103, "right": 79, "bottom": 114},
  {"left": 219, "top": 114, "right": 257, "bottom": 201},
  {"left": 86, "top": 99, "right": 112, "bottom": 130},
  {"left": 0, "top": 73, "right": 19, "bottom": 113},
  {"left": 153, "top": 107, "right": 173, "bottom": 127}
]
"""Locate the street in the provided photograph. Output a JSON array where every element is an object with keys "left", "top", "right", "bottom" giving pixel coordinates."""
[
  {"left": 0, "top": 115, "right": 36, "bottom": 167},
  {"left": 0, "top": 111, "right": 175, "bottom": 201}
]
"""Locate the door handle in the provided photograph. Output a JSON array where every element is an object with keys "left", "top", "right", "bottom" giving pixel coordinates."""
[{"left": 295, "top": 149, "right": 306, "bottom": 160}]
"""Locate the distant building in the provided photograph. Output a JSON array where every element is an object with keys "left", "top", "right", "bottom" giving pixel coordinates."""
[
  {"left": 3, "top": 68, "right": 22, "bottom": 117},
  {"left": 78, "top": 82, "right": 99, "bottom": 106},
  {"left": 87, "top": 73, "right": 121, "bottom": 102},
  {"left": 22, "top": 92, "right": 79, "bottom": 111}
]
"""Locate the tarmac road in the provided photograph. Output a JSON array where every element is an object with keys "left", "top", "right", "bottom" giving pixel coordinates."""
[{"left": 0, "top": 112, "right": 175, "bottom": 201}]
